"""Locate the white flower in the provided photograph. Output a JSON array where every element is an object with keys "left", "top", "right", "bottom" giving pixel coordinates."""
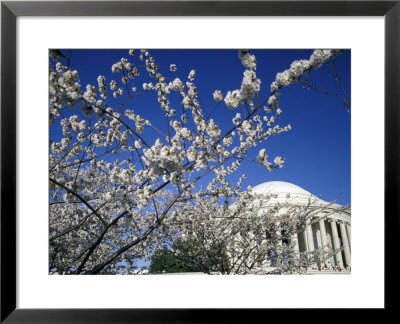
[
  {"left": 270, "top": 81, "right": 279, "bottom": 92},
  {"left": 170, "top": 64, "right": 177, "bottom": 72},
  {"left": 55, "top": 62, "right": 63, "bottom": 73},
  {"left": 172, "top": 120, "right": 181, "bottom": 130},
  {"left": 180, "top": 127, "right": 193, "bottom": 140},
  {"left": 232, "top": 113, "right": 241, "bottom": 125},
  {"left": 143, "top": 83, "right": 154, "bottom": 90},
  {"left": 186, "top": 147, "right": 198, "bottom": 162},
  {"left": 77, "top": 132, "right": 86, "bottom": 143},
  {"left": 82, "top": 84, "right": 97, "bottom": 104},
  {"left": 290, "top": 60, "right": 310, "bottom": 77},
  {"left": 206, "top": 119, "right": 221, "bottom": 138},
  {"left": 224, "top": 90, "right": 241, "bottom": 109},
  {"left": 188, "top": 70, "right": 196, "bottom": 81},
  {"left": 256, "top": 149, "right": 267, "bottom": 166},
  {"left": 170, "top": 172, "right": 183, "bottom": 186},
  {"left": 238, "top": 50, "right": 257, "bottom": 70},
  {"left": 241, "top": 120, "right": 255, "bottom": 136},
  {"left": 223, "top": 136, "right": 233, "bottom": 147},
  {"left": 309, "top": 49, "right": 334, "bottom": 69},
  {"left": 267, "top": 95, "right": 279, "bottom": 109},
  {"left": 111, "top": 62, "right": 123, "bottom": 73},
  {"left": 136, "top": 125, "right": 144, "bottom": 133},
  {"left": 213, "top": 90, "right": 223, "bottom": 102},
  {"left": 181, "top": 114, "right": 188, "bottom": 123},
  {"left": 275, "top": 70, "right": 292, "bottom": 87},
  {"left": 240, "top": 70, "right": 261, "bottom": 103},
  {"left": 170, "top": 78, "right": 184, "bottom": 91},
  {"left": 134, "top": 140, "right": 142, "bottom": 149},
  {"left": 110, "top": 80, "right": 117, "bottom": 90},
  {"left": 274, "top": 156, "right": 285, "bottom": 168},
  {"left": 182, "top": 96, "right": 191, "bottom": 109}
]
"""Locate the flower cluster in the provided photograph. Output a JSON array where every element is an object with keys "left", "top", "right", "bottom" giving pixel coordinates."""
[
  {"left": 224, "top": 90, "right": 242, "bottom": 109},
  {"left": 142, "top": 139, "right": 184, "bottom": 182},
  {"left": 223, "top": 50, "right": 261, "bottom": 109},
  {"left": 213, "top": 90, "right": 223, "bottom": 102},
  {"left": 271, "top": 49, "right": 339, "bottom": 92},
  {"left": 240, "top": 69, "right": 261, "bottom": 104},
  {"left": 239, "top": 50, "right": 257, "bottom": 70},
  {"left": 49, "top": 65, "right": 80, "bottom": 124},
  {"left": 188, "top": 70, "right": 196, "bottom": 81}
]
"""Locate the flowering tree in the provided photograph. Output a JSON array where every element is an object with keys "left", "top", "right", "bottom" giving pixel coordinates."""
[
  {"left": 49, "top": 49, "right": 347, "bottom": 274},
  {"left": 151, "top": 190, "right": 347, "bottom": 275}
]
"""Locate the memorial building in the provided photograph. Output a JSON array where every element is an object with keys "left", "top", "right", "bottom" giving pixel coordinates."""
[{"left": 251, "top": 181, "right": 351, "bottom": 273}]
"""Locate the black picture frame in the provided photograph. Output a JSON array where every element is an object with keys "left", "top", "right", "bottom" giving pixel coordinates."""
[{"left": 1, "top": 0, "right": 398, "bottom": 322}]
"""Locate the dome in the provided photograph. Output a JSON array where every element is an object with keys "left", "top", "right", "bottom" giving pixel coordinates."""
[
  {"left": 252, "top": 181, "right": 313, "bottom": 196},
  {"left": 251, "top": 181, "right": 323, "bottom": 206}
]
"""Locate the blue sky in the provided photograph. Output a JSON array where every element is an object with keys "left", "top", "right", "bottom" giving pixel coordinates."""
[{"left": 53, "top": 49, "right": 351, "bottom": 206}]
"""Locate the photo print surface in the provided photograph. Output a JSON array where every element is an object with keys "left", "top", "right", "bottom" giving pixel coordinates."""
[{"left": 49, "top": 49, "right": 351, "bottom": 275}]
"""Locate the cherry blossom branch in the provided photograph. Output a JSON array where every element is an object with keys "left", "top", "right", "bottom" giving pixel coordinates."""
[
  {"left": 77, "top": 210, "right": 129, "bottom": 273},
  {"left": 49, "top": 177, "right": 107, "bottom": 226},
  {"left": 85, "top": 158, "right": 231, "bottom": 274},
  {"left": 49, "top": 202, "right": 108, "bottom": 242}
]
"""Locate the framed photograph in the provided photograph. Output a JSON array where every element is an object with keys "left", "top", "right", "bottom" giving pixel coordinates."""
[{"left": 1, "top": 0, "right": 398, "bottom": 322}]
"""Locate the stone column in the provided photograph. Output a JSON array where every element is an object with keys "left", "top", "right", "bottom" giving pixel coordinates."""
[
  {"left": 306, "top": 223, "right": 315, "bottom": 251},
  {"left": 274, "top": 222, "right": 282, "bottom": 267},
  {"left": 292, "top": 232, "right": 300, "bottom": 255},
  {"left": 319, "top": 218, "right": 334, "bottom": 267},
  {"left": 346, "top": 223, "right": 351, "bottom": 251},
  {"left": 303, "top": 230, "right": 309, "bottom": 252},
  {"left": 339, "top": 222, "right": 351, "bottom": 270},
  {"left": 330, "top": 220, "right": 344, "bottom": 269},
  {"left": 315, "top": 224, "right": 322, "bottom": 248},
  {"left": 306, "top": 220, "right": 316, "bottom": 269},
  {"left": 314, "top": 223, "right": 322, "bottom": 269},
  {"left": 290, "top": 232, "right": 300, "bottom": 266}
]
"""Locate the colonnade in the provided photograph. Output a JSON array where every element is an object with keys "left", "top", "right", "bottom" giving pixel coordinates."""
[{"left": 293, "top": 217, "right": 351, "bottom": 271}]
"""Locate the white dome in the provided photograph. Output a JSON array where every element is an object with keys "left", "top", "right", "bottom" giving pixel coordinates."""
[
  {"left": 252, "top": 181, "right": 313, "bottom": 196},
  {"left": 251, "top": 181, "right": 323, "bottom": 207},
  {"left": 250, "top": 181, "right": 349, "bottom": 220}
]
